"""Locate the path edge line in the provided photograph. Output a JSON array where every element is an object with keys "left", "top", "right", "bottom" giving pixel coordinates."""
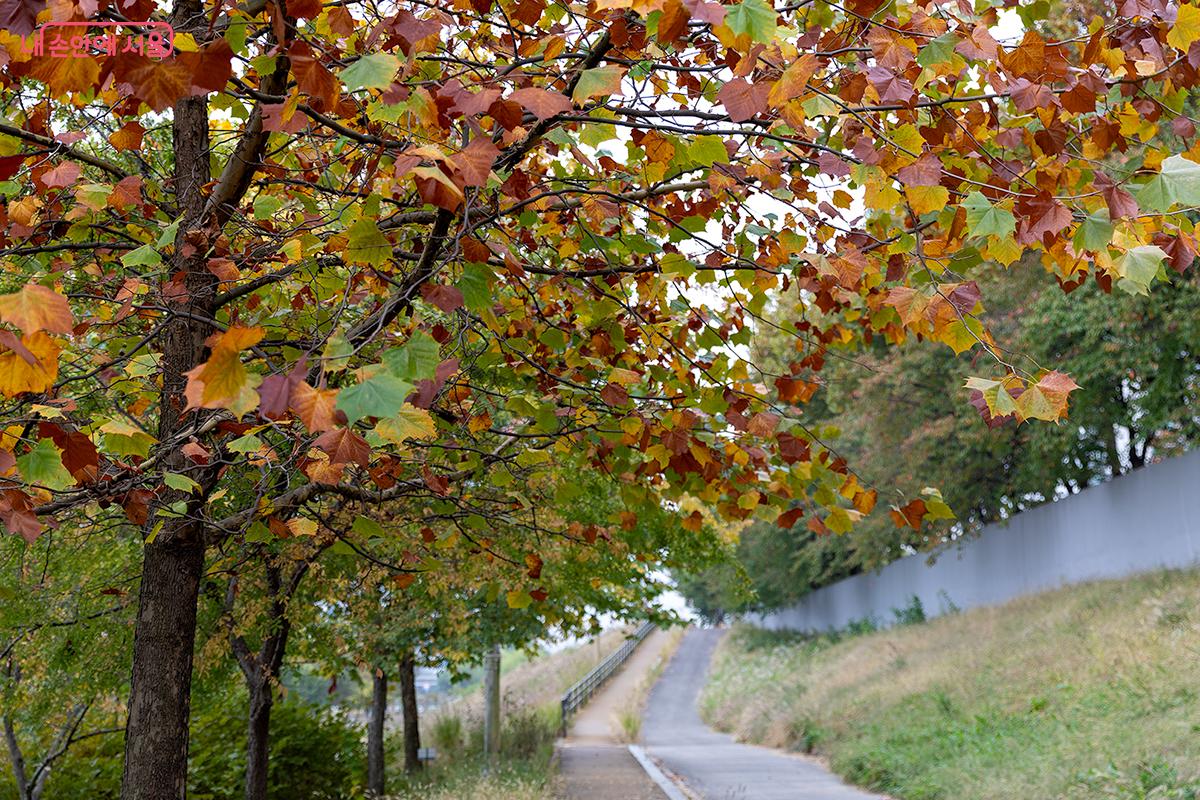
[{"left": 628, "top": 744, "right": 691, "bottom": 800}]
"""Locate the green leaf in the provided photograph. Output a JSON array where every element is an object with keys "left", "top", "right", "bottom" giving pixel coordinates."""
[
  {"left": 336, "top": 372, "right": 414, "bottom": 424},
  {"left": 1136, "top": 174, "right": 1175, "bottom": 213},
  {"left": 916, "top": 32, "right": 958, "bottom": 67},
  {"left": 1074, "top": 212, "right": 1114, "bottom": 252},
  {"left": 1159, "top": 154, "right": 1200, "bottom": 206},
  {"left": 121, "top": 244, "right": 162, "bottom": 267},
  {"left": 506, "top": 589, "right": 533, "bottom": 609},
  {"left": 352, "top": 515, "right": 385, "bottom": 538},
  {"left": 457, "top": 263, "right": 494, "bottom": 311},
  {"left": 228, "top": 433, "right": 263, "bottom": 453},
  {"left": 252, "top": 195, "right": 283, "bottom": 221},
  {"left": 690, "top": 135, "right": 729, "bottom": 167},
  {"left": 17, "top": 439, "right": 73, "bottom": 491},
  {"left": 163, "top": 472, "right": 200, "bottom": 493},
  {"left": 724, "top": 0, "right": 778, "bottom": 43},
  {"left": 1117, "top": 245, "right": 1166, "bottom": 295},
  {"left": 339, "top": 54, "right": 401, "bottom": 91},
  {"left": 962, "top": 192, "right": 1016, "bottom": 240},
  {"left": 571, "top": 65, "right": 624, "bottom": 103},
  {"left": 99, "top": 419, "right": 156, "bottom": 458},
  {"left": 345, "top": 218, "right": 392, "bottom": 267},
  {"left": 383, "top": 331, "right": 440, "bottom": 381}
]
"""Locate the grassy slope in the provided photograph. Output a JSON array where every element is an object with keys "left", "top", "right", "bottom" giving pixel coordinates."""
[{"left": 700, "top": 569, "right": 1200, "bottom": 800}]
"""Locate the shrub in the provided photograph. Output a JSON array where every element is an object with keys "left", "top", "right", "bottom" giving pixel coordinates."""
[
  {"left": 429, "top": 714, "right": 464, "bottom": 757},
  {"left": 891, "top": 595, "right": 926, "bottom": 626}
]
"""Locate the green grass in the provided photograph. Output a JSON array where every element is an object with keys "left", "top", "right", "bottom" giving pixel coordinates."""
[{"left": 700, "top": 569, "right": 1200, "bottom": 800}]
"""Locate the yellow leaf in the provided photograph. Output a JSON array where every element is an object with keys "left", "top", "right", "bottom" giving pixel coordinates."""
[
  {"left": 1168, "top": 3, "right": 1200, "bottom": 52},
  {"left": 0, "top": 332, "right": 60, "bottom": 398},
  {"left": 373, "top": 404, "right": 438, "bottom": 445},
  {"left": 905, "top": 185, "right": 949, "bottom": 214}
]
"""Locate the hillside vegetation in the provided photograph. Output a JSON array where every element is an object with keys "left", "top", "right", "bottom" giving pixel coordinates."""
[{"left": 700, "top": 569, "right": 1200, "bottom": 800}]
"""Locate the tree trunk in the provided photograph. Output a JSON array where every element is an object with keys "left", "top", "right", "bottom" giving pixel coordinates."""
[
  {"left": 368, "top": 668, "right": 387, "bottom": 795},
  {"left": 120, "top": 69, "right": 215, "bottom": 798},
  {"left": 119, "top": 534, "right": 206, "bottom": 800},
  {"left": 399, "top": 654, "right": 421, "bottom": 774},
  {"left": 482, "top": 644, "right": 500, "bottom": 763},
  {"left": 3, "top": 715, "right": 30, "bottom": 800},
  {"left": 244, "top": 681, "right": 272, "bottom": 800}
]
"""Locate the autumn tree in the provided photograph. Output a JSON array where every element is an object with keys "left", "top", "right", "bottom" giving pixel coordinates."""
[{"left": 2, "top": 0, "right": 1199, "bottom": 796}]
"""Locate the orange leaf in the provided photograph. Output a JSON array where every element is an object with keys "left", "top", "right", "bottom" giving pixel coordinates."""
[{"left": 0, "top": 285, "right": 74, "bottom": 335}]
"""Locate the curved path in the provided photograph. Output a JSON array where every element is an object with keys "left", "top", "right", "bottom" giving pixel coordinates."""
[{"left": 642, "top": 628, "right": 885, "bottom": 800}]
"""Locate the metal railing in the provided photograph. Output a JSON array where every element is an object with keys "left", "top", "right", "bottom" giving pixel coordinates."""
[{"left": 559, "top": 621, "right": 655, "bottom": 736}]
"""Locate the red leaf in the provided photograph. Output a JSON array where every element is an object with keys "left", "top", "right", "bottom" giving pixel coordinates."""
[
  {"left": 37, "top": 422, "right": 98, "bottom": 483},
  {"left": 39, "top": 161, "right": 81, "bottom": 190},
  {"left": 180, "top": 39, "right": 234, "bottom": 95},
  {"left": 420, "top": 282, "right": 465, "bottom": 313},
  {"left": 1094, "top": 170, "right": 1140, "bottom": 220},
  {"left": 1015, "top": 190, "right": 1072, "bottom": 245},
  {"left": 717, "top": 78, "right": 769, "bottom": 122},
  {"left": 866, "top": 66, "right": 913, "bottom": 104},
  {"left": 509, "top": 87, "right": 572, "bottom": 120},
  {"left": 314, "top": 428, "right": 371, "bottom": 466},
  {"left": 449, "top": 137, "right": 499, "bottom": 187},
  {"left": 896, "top": 154, "right": 941, "bottom": 187},
  {"left": 0, "top": 490, "right": 42, "bottom": 544},
  {"left": 0, "top": 0, "right": 45, "bottom": 36},
  {"left": 776, "top": 506, "right": 804, "bottom": 529},
  {"left": 0, "top": 155, "right": 25, "bottom": 180},
  {"left": 600, "top": 382, "right": 629, "bottom": 406}
]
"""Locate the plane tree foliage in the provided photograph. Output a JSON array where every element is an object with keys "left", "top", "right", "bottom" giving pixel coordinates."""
[
  {"left": 0, "top": 0, "right": 1196, "bottom": 795},
  {"left": 679, "top": 263, "right": 1200, "bottom": 616}
]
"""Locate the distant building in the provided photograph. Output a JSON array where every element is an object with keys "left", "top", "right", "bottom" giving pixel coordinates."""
[{"left": 414, "top": 667, "right": 439, "bottom": 693}]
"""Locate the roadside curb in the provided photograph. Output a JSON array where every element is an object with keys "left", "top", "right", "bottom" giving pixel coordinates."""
[{"left": 627, "top": 744, "right": 691, "bottom": 800}]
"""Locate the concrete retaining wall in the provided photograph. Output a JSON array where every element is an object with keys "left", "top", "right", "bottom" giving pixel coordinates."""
[{"left": 751, "top": 449, "right": 1200, "bottom": 632}]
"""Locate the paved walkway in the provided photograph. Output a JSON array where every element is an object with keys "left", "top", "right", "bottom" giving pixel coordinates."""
[
  {"left": 642, "top": 628, "right": 886, "bottom": 800},
  {"left": 557, "top": 628, "right": 676, "bottom": 800}
]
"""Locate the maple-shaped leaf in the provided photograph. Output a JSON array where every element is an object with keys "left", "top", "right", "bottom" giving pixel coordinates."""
[
  {"left": 290, "top": 382, "right": 342, "bottom": 433},
  {"left": 336, "top": 372, "right": 413, "bottom": 424},
  {"left": 449, "top": 138, "right": 499, "bottom": 187},
  {"left": 1094, "top": 171, "right": 1139, "bottom": 220},
  {"left": 509, "top": 87, "right": 572, "bottom": 120},
  {"left": 373, "top": 404, "right": 437, "bottom": 445},
  {"left": 717, "top": 78, "right": 769, "bottom": 122},
  {"left": 109, "top": 121, "right": 146, "bottom": 151},
  {"left": 113, "top": 57, "right": 192, "bottom": 113},
  {"left": 37, "top": 422, "right": 98, "bottom": 483},
  {"left": 420, "top": 282, "right": 464, "bottom": 313},
  {"left": 889, "top": 498, "right": 926, "bottom": 530},
  {"left": 1015, "top": 190, "right": 1072, "bottom": 245},
  {"left": 0, "top": 0, "right": 45, "bottom": 36},
  {"left": 314, "top": 428, "right": 371, "bottom": 466},
  {"left": 723, "top": 0, "right": 777, "bottom": 44},
  {"left": 17, "top": 438, "right": 74, "bottom": 491},
  {"left": 38, "top": 161, "right": 80, "bottom": 190},
  {"left": 0, "top": 490, "right": 42, "bottom": 544},
  {"left": 572, "top": 65, "right": 624, "bottom": 103},
  {"left": 290, "top": 43, "right": 339, "bottom": 110},
  {"left": 29, "top": 55, "right": 101, "bottom": 97},
  {"left": 866, "top": 66, "right": 913, "bottom": 104},
  {"left": 340, "top": 54, "right": 401, "bottom": 91},
  {"left": 185, "top": 326, "right": 265, "bottom": 413},
  {"left": 412, "top": 166, "right": 465, "bottom": 211},
  {"left": 180, "top": 40, "right": 235, "bottom": 95},
  {"left": 0, "top": 285, "right": 73, "bottom": 336}
]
